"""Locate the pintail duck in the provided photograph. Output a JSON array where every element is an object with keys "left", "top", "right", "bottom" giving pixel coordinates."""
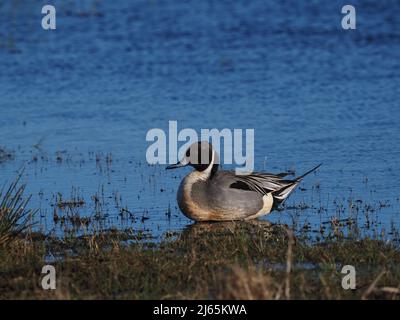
[{"left": 167, "top": 141, "right": 321, "bottom": 222}]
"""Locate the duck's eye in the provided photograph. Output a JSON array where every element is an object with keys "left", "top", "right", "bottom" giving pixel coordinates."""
[{"left": 185, "top": 149, "right": 190, "bottom": 157}]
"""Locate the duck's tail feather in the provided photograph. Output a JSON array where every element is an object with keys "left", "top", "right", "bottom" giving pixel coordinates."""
[
  {"left": 272, "top": 182, "right": 300, "bottom": 203},
  {"left": 294, "top": 163, "right": 322, "bottom": 182},
  {"left": 272, "top": 163, "right": 322, "bottom": 205}
]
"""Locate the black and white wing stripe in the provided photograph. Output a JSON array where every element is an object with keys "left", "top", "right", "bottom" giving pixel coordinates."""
[{"left": 229, "top": 164, "right": 322, "bottom": 203}]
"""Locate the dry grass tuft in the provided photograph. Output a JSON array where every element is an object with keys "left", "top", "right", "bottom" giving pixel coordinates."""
[{"left": 0, "top": 173, "right": 35, "bottom": 246}]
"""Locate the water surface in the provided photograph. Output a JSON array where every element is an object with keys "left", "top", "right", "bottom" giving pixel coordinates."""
[{"left": 0, "top": 0, "right": 399, "bottom": 239}]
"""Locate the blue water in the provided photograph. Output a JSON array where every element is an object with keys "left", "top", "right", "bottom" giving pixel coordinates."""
[{"left": 0, "top": 0, "right": 399, "bottom": 239}]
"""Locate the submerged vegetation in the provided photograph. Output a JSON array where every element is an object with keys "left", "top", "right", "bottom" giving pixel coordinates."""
[{"left": 0, "top": 147, "right": 14, "bottom": 164}]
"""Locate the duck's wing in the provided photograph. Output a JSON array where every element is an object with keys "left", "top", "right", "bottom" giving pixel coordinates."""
[
  {"left": 212, "top": 171, "right": 289, "bottom": 194},
  {"left": 218, "top": 164, "right": 322, "bottom": 203},
  {"left": 229, "top": 172, "right": 293, "bottom": 194}
]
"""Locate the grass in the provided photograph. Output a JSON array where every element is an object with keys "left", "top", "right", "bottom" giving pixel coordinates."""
[
  {"left": 0, "top": 173, "right": 35, "bottom": 247},
  {"left": 0, "top": 220, "right": 399, "bottom": 299}
]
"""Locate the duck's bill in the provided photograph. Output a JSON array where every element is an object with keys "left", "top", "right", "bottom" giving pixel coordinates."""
[{"left": 166, "top": 161, "right": 188, "bottom": 170}]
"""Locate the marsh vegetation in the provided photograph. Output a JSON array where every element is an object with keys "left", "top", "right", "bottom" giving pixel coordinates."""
[
  {"left": 0, "top": 165, "right": 399, "bottom": 299},
  {"left": 1, "top": 217, "right": 400, "bottom": 299},
  {"left": 0, "top": 173, "right": 35, "bottom": 247}
]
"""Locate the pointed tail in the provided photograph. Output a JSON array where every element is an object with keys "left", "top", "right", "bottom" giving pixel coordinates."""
[
  {"left": 295, "top": 163, "right": 322, "bottom": 181},
  {"left": 272, "top": 163, "right": 322, "bottom": 204}
]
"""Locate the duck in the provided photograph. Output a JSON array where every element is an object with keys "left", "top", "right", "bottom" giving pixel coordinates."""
[{"left": 166, "top": 141, "right": 321, "bottom": 221}]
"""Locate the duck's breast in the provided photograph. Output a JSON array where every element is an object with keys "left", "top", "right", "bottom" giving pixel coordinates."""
[{"left": 177, "top": 172, "right": 214, "bottom": 221}]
